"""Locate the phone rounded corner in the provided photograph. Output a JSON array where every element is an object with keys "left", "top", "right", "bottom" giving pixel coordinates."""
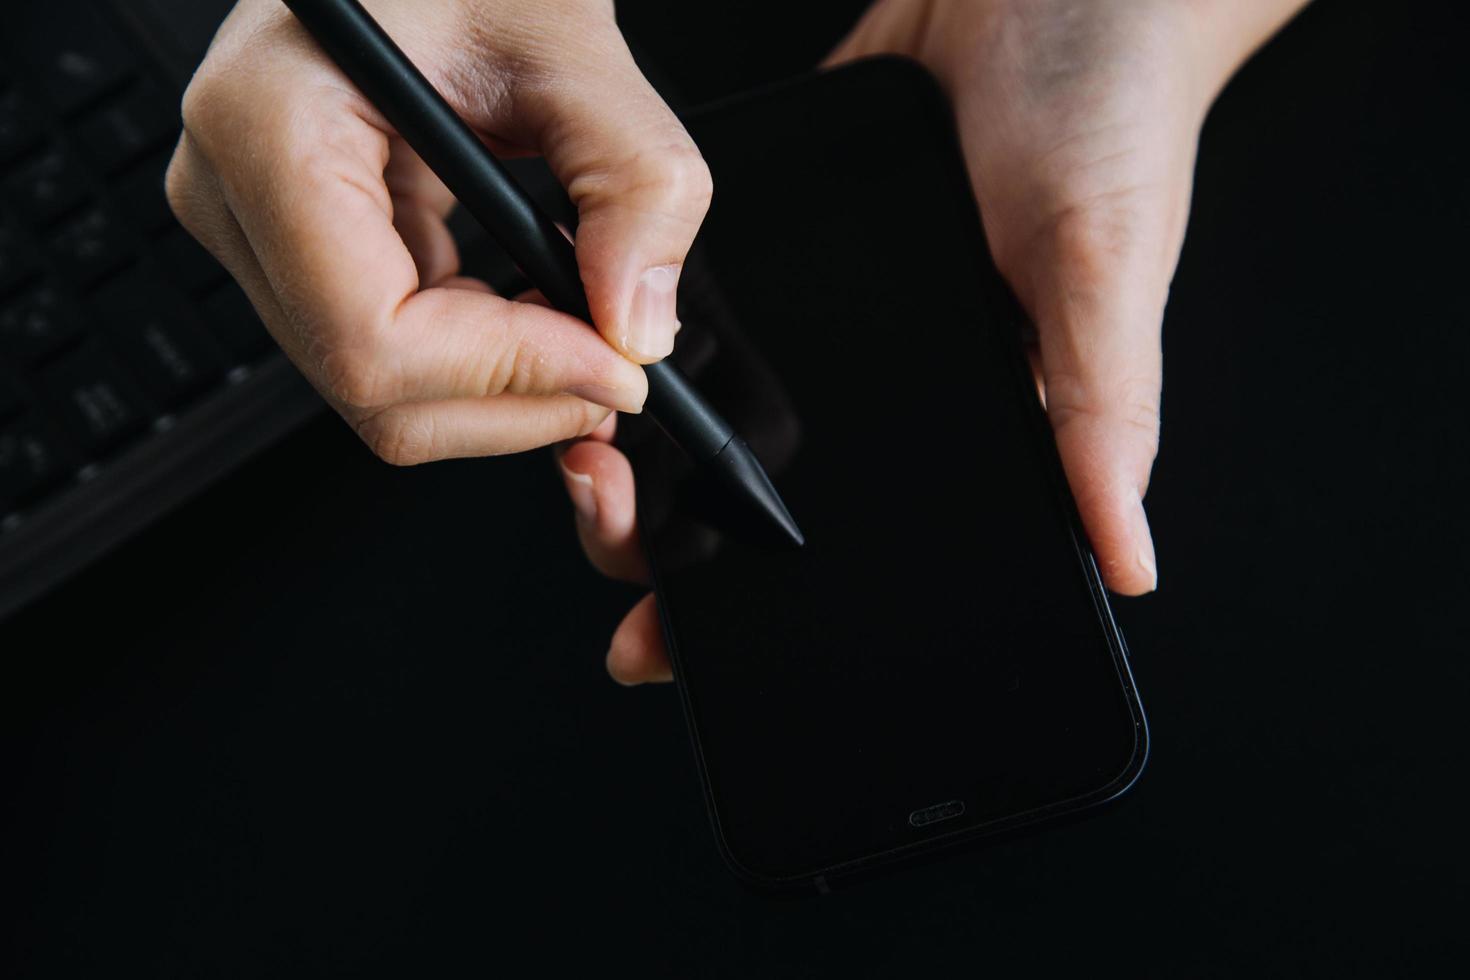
[
  {"left": 1107, "top": 713, "right": 1151, "bottom": 805},
  {"left": 706, "top": 826, "right": 825, "bottom": 895},
  {"left": 1086, "top": 652, "right": 1151, "bottom": 815}
]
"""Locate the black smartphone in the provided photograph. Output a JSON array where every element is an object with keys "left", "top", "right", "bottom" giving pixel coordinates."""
[{"left": 622, "top": 57, "right": 1148, "bottom": 889}]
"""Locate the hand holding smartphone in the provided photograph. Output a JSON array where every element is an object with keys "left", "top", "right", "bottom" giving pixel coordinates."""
[{"left": 618, "top": 58, "right": 1149, "bottom": 889}]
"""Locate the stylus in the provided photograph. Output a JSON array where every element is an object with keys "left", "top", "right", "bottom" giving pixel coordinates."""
[{"left": 281, "top": 0, "right": 804, "bottom": 548}]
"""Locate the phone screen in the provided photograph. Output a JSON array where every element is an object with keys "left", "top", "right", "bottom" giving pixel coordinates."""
[{"left": 623, "top": 59, "right": 1146, "bottom": 883}]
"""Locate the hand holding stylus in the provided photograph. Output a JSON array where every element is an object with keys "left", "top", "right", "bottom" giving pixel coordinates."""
[
  {"left": 167, "top": 0, "right": 708, "bottom": 458},
  {"left": 563, "top": 0, "right": 1311, "bottom": 685}
]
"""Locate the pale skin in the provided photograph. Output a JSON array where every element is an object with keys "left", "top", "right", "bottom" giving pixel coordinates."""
[{"left": 168, "top": 0, "right": 1309, "bottom": 685}]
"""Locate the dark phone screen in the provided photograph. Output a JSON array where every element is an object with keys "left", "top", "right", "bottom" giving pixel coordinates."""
[{"left": 624, "top": 59, "right": 1145, "bottom": 882}]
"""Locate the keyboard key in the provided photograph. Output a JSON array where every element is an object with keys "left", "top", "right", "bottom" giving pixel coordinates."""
[
  {"left": 93, "top": 269, "right": 224, "bottom": 407},
  {"left": 114, "top": 315, "right": 225, "bottom": 409},
  {"left": 47, "top": 204, "right": 131, "bottom": 284},
  {"left": 157, "top": 227, "right": 225, "bottom": 294},
  {"left": 73, "top": 80, "right": 177, "bottom": 173},
  {"left": 0, "top": 416, "right": 72, "bottom": 509},
  {"left": 201, "top": 282, "right": 273, "bottom": 362},
  {"left": 0, "top": 220, "right": 39, "bottom": 294},
  {"left": 0, "top": 280, "right": 86, "bottom": 364},
  {"left": 116, "top": 150, "right": 176, "bottom": 233},
  {"left": 0, "top": 89, "right": 45, "bottom": 165},
  {"left": 4, "top": 144, "right": 90, "bottom": 224},
  {"left": 13, "top": 3, "right": 137, "bottom": 114},
  {"left": 40, "top": 343, "right": 151, "bottom": 455}
]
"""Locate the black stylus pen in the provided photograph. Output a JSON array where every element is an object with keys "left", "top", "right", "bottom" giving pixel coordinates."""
[{"left": 281, "top": 0, "right": 803, "bottom": 547}]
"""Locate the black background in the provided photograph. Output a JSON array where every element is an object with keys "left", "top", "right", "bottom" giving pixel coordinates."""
[{"left": 3, "top": 1, "right": 1466, "bottom": 975}]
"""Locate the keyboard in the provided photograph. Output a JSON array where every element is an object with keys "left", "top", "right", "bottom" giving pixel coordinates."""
[
  {"left": 0, "top": 0, "right": 578, "bottom": 620},
  {"left": 0, "top": 0, "right": 324, "bottom": 619}
]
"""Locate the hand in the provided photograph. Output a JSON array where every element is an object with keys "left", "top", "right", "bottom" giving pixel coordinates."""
[
  {"left": 559, "top": 0, "right": 1308, "bottom": 685},
  {"left": 167, "top": 0, "right": 712, "bottom": 462}
]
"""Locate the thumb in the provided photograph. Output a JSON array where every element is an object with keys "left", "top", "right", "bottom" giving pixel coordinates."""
[
  {"left": 1024, "top": 214, "right": 1169, "bottom": 596},
  {"left": 523, "top": 23, "right": 711, "bottom": 365}
]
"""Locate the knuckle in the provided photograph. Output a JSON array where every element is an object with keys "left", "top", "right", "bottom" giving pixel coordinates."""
[
  {"left": 568, "top": 398, "right": 610, "bottom": 438},
  {"left": 318, "top": 343, "right": 397, "bottom": 412},
  {"left": 267, "top": 102, "right": 344, "bottom": 186},
  {"left": 273, "top": 94, "right": 395, "bottom": 213},
  {"left": 654, "top": 143, "right": 714, "bottom": 214},
  {"left": 186, "top": 66, "right": 380, "bottom": 205},
  {"left": 355, "top": 409, "right": 436, "bottom": 467},
  {"left": 163, "top": 142, "right": 208, "bottom": 231},
  {"left": 491, "top": 305, "right": 554, "bottom": 395},
  {"left": 496, "top": 341, "right": 536, "bottom": 397},
  {"left": 1047, "top": 372, "right": 1161, "bottom": 446},
  {"left": 275, "top": 100, "right": 340, "bottom": 171},
  {"left": 544, "top": 392, "right": 608, "bottom": 442},
  {"left": 573, "top": 138, "right": 713, "bottom": 223},
  {"left": 655, "top": 144, "right": 714, "bottom": 218},
  {"left": 1047, "top": 206, "right": 1135, "bottom": 288},
  {"left": 178, "top": 73, "right": 218, "bottom": 141}
]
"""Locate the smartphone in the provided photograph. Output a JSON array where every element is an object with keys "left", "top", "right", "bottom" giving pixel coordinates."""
[{"left": 621, "top": 57, "right": 1148, "bottom": 889}]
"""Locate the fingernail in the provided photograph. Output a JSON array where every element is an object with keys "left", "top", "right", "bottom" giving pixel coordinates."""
[
  {"left": 606, "top": 648, "right": 639, "bottom": 686},
  {"left": 624, "top": 264, "right": 680, "bottom": 360},
  {"left": 1137, "top": 544, "right": 1158, "bottom": 592},
  {"left": 1133, "top": 494, "right": 1158, "bottom": 592},
  {"left": 561, "top": 459, "right": 597, "bottom": 524},
  {"left": 566, "top": 383, "right": 643, "bottom": 415}
]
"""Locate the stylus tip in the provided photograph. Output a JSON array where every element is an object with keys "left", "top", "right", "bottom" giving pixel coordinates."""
[
  {"left": 765, "top": 492, "right": 805, "bottom": 549},
  {"left": 709, "top": 435, "right": 805, "bottom": 549}
]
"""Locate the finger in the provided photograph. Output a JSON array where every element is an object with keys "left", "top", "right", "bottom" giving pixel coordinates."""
[
  {"left": 170, "top": 135, "right": 488, "bottom": 457},
  {"left": 168, "top": 133, "right": 446, "bottom": 439},
  {"left": 179, "top": 22, "right": 406, "bottom": 366},
  {"left": 354, "top": 393, "right": 611, "bottom": 465},
  {"left": 1030, "top": 217, "right": 1166, "bottom": 596},
  {"left": 558, "top": 438, "right": 647, "bottom": 584},
  {"left": 185, "top": 219, "right": 559, "bottom": 473},
  {"left": 378, "top": 286, "right": 648, "bottom": 410},
  {"left": 517, "top": 16, "right": 712, "bottom": 364},
  {"left": 383, "top": 137, "right": 455, "bottom": 217},
  {"left": 167, "top": 131, "right": 296, "bottom": 348},
  {"left": 392, "top": 194, "right": 460, "bottom": 287},
  {"left": 385, "top": 139, "right": 460, "bottom": 285},
  {"left": 441, "top": 275, "right": 494, "bottom": 295},
  {"left": 181, "top": 59, "right": 646, "bottom": 415},
  {"left": 606, "top": 594, "right": 672, "bottom": 686},
  {"left": 586, "top": 411, "right": 618, "bottom": 445},
  {"left": 512, "top": 286, "right": 625, "bottom": 398}
]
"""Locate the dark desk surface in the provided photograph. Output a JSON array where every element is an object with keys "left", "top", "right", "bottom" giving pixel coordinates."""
[{"left": 3, "top": 2, "right": 1465, "bottom": 974}]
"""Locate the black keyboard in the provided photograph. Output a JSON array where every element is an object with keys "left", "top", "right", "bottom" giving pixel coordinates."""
[
  {"left": 0, "top": 0, "right": 551, "bottom": 619},
  {"left": 0, "top": 0, "right": 323, "bottom": 619}
]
